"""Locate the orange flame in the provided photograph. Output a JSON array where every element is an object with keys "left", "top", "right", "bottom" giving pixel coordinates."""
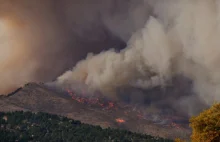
[
  {"left": 115, "top": 118, "right": 125, "bottom": 123},
  {"left": 66, "top": 89, "right": 117, "bottom": 110}
]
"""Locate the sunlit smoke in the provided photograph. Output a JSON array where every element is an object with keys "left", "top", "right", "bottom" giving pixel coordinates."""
[
  {"left": 0, "top": 0, "right": 128, "bottom": 95},
  {"left": 0, "top": 17, "right": 38, "bottom": 94}
]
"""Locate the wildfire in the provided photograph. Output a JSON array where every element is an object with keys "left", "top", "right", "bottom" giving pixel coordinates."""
[
  {"left": 66, "top": 89, "right": 117, "bottom": 110},
  {"left": 66, "top": 89, "right": 187, "bottom": 130},
  {"left": 115, "top": 118, "right": 125, "bottom": 123}
]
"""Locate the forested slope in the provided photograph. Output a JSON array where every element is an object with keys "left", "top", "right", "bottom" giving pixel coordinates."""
[{"left": 0, "top": 111, "right": 173, "bottom": 142}]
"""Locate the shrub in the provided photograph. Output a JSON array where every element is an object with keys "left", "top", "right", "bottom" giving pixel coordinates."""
[{"left": 190, "top": 103, "right": 220, "bottom": 142}]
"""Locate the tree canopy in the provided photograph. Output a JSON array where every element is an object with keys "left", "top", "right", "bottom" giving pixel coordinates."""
[
  {"left": 190, "top": 103, "right": 220, "bottom": 142},
  {"left": 0, "top": 111, "right": 173, "bottom": 142}
]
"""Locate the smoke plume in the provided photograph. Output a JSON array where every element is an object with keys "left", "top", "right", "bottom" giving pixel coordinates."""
[
  {"left": 56, "top": 0, "right": 220, "bottom": 109},
  {"left": 0, "top": 0, "right": 138, "bottom": 94},
  {"left": 1, "top": 0, "right": 220, "bottom": 116}
]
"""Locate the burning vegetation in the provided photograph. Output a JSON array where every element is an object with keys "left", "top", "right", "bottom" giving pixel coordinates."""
[
  {"left": 66, "top": 89, "right": 117, "bottom": 110},
  {"left": 115, "top": 118, "right": 125, "bottom": 123},
  {"left": 65, "top": 88, "right": 189, "bottom": 131}
]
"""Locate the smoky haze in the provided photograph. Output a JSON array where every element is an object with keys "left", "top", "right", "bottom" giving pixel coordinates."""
[
  {"left": 1, "top": 0, "right": 220, "bottom": 116},
  {"left": 0, "top": 0, "right": 149, "bottom": 94}
]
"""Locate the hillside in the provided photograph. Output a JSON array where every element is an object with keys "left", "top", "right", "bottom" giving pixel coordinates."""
[
  {"left": 0, "top": 83, "right": 191, "bottom": 140},
  {"left": 0, "top": 111, "right": 173, "bottom": 142}
]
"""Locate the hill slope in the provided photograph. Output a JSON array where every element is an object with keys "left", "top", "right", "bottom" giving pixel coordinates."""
[
  {"left": 0, "top": 111, "right": 173, "bottom": 142},
  {"left": 0, "top": 83, "right": 191, "bottom": 139}
]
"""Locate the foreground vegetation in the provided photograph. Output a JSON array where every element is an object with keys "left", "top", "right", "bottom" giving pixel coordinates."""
[
  {"left": 1, "top": 103, "right": 219, "bottom": 142},
  {"left": 190, "top": 103, "right": 220, "bottom": 142},
  {"left": 0, "top": 111, "right": 173, "bottom": 142}
]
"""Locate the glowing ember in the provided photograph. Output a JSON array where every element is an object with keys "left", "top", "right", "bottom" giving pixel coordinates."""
[
  {"left": 66, "top": 89, "right": 117, "bottom": 110},
  {"left": 66, "top": 89, "right": 188, "bottom": 130},
  {"left": 115, "top": 118, "right": 125, "bottom": 123}
]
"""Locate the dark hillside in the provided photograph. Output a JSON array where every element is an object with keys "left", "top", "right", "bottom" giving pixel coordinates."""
[{"left": 0, "top": 111, "right": 173, "bottom": 142}]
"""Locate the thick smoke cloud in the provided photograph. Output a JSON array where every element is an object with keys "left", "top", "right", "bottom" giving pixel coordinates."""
[
  {"left": 56, "top": 0, "right": 220, "bottom": 113},
  {"left": 0, "top": 0, "right": 66, "bottom": 94},
  {"left": 1, "top": 0, "right": 147, "bottom": 94},
  {"left": 1, "top": 0, "right": 220, "bottom": 116}
]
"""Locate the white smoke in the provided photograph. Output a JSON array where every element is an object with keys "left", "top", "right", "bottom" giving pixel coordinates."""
[
  {"left": 56, "top": 0, "right": 220, "bottom": 106},
  {"left": 56, "top": 17, "right": 172, "bottom": 97}
]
